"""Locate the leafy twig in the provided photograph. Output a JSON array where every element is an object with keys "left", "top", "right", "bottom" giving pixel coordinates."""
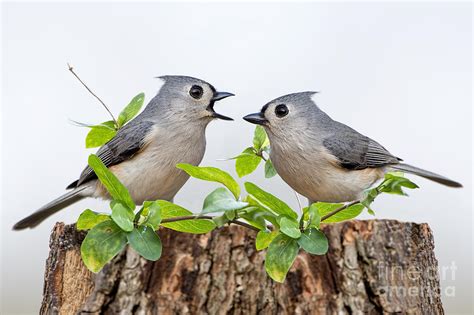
[
  {"left": 67, "top": 63, "right": 118, "bottom": 128},
  {"left": 229, "top": 219, "right": 260, "bottom": 232},
  {"left": 160, "top": 214, "right": 259, "bottom": 232},
  {"left": 320, "top": 200, "right": 361, "bottom": 222}
]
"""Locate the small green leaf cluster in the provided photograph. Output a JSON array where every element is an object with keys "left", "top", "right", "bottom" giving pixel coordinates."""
[
  {"left": 233, "top": 126, "right": 276, "bottom": 178},
  {"left": 83, "top": 93, "right": 145, "bottom": 148},
  {"left": 179, "top": 164, "right": 330, "bottom": 282},
  {"left": 78, "top": 155, "right": 216, "bottom": 273}
]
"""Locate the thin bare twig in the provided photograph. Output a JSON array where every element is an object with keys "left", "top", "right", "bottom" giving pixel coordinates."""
[
  {"left": 67, "top": 63, "right": 118, "bottom": 127},
  {"left": 320, "top": 200, "right": 361, "bottom": 222}
]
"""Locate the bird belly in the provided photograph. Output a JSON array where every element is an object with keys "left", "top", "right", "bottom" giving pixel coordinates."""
[
  {"left": 271, "top": 150, "right": 384, "bottom": 203},
  {"left": 95, "top": 140, "right": 205, "bottom": 205}
]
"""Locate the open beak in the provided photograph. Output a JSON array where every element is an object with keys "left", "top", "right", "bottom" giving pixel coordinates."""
[
  {"left": 243, "top": 112, "right": 268, "bottom": 125},
  {"left": 208, "top": 91, "right": 234, "bottom": 121}
]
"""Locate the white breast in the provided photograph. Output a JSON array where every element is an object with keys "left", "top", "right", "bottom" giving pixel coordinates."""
[
  {"left": 94, "top": 125, "right": 206, "bottom": 205},
  {"left": 270, "top": 143, "right": 384, "bottom": 203}
]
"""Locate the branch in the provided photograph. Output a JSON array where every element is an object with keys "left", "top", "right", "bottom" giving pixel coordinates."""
[
  {"left": 160, "top": 215, "right": 259, "bottom": 232},
  {"left": 67, "top": 63, "right": 118, "bottom": 127},
  {"left": 320, "top": 200, "right": 361, "bottom": 222}
]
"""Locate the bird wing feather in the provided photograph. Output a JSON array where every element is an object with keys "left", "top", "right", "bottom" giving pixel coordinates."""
[
  {"left": 67, "top": 120, "right": 154, "bottom": 188},
  {"left": 323, "top": 130, "right": 401, "bottom": 170}
]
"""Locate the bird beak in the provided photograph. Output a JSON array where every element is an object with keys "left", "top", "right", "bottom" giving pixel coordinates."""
[
  {"left": 208, "top": 91, "right": 234, "bottom": 121},
  {"left": 243, "top": 112, "right": 268, "bottom": 125}
]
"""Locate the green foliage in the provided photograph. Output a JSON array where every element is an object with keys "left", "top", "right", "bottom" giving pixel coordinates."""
[
  {"left": 141, "top": 201, "right": 162, "bottom": 230},
  {"left": 85, "top": 124, "right": 116, "bottom": 148},
  {"left": 77, "top": 209, "right": 110, "bottom": 230},
  {"left": 316, "top": 202, "right": 365, "bottom": 223},
  {"left": 264, "top": 159, "right": 277, "bottom": 178},
  {"left": 303, "top": 203, "right": 321, "bottom": 229},
  {"left": 88, "top": 154, "right": 135, "bottom": 210},
  {"left": 255, "top": 230, "right": 278, "bottom": 250},
  {"left": 264, "top": 234, "right": 299, "bottom": 282},
  {"left": 80, "top": 220, "right": 128, "bottom": 273},
  {"left": 76, "top": 95, "right": 420, "bottom": 282},
  {"left": 297, "top": 228, "right": 328, "bottom": 255},
  {"left": 81, "top": 93, "right": 145, "bottom": 148},
  {"left": 158, "top": 201, "right": 216, "bottom": 234},
  {"left": 244, "top": 182, "right": 297, "bottom": 219},
  {"left": 233, "top": 126, "right": 275, "bottom": 178},
  {"left": 127, "top": 226, "right": 162, "bottom": 261},
  {"left": 279, "top": 216, "right": 301, "bottom": 239},
  {"left": 111, "top": 201, "right": 134, "bottom": 232},
  {"left": 202, "top": 188, "right": 248, "bottom": 214},
  {"left": 177, "top": 163, "right": 240, "bottom": 199},
  {"left": 117, "top": 93, "right": 145, "bottom": 128},
  {"left": 235, "top": 147, "right": 262, "bottom": 177}
]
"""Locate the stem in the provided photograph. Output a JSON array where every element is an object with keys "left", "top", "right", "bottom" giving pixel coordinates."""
[
  {"left": 320, "top": 200, "right": 361, "bottom": 222},
  {"left": 160, "top": 215, "right": 259, "bottom": 232},
  {"left": 229, "top": 220, "right": 260, "bottom": 232},
  {"left": 67, "top": 63, "right": 118, "bottom": 127},
  {"left": 161, "top": 215, "right": 213, "bottom": 224}
]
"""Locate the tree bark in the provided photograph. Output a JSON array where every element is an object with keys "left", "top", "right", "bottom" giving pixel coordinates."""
[{"left": 40, "top": 220, "right": 444, "bottom": 314}]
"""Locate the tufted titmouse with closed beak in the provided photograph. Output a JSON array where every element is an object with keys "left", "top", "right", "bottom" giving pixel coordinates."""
[
  {"left": 243, "top": 92, "right": 461, "bottom": 204},
  {"left": 13, "top": 75, "right": 234, "bottom": 230}
]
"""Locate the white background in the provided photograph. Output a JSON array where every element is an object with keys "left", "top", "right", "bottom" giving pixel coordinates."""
[{"left": 1, "top": 2, "right": 472, "bottom": 313}]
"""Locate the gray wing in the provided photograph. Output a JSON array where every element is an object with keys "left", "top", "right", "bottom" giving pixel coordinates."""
[
  {"left": 67, "top": 120, "right": 154, "bottom": 189},
  {"left": 323, "top": 131, "right": 401, "bottom": 170}
]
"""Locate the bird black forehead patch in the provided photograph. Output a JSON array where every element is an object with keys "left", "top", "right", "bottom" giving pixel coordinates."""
[{"left": 260, "top": 103, "right": 270, "bottom": 114}]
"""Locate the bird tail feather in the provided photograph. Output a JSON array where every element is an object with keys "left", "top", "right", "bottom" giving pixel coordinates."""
[
  {"left": 13, "top": 187, "right": 86, "bottom": 230},
  {"left": 390, "top": 163, "right": 462, "bottom": 188}
]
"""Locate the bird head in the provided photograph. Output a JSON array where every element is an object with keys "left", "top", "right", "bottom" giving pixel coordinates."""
[
  {"left": 243, "top": 92, "right": 319, "bottom": 138},
  {"left": 152, "top": 75, "right": 234, "bottom": 124}
]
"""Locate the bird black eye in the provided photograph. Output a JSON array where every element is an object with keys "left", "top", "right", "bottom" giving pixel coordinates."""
[
  {"left": 189, "top": 85, "right": 204, "bottom": 99},
  {"left": 275, "top": 104, "right": 289, "bottom": 117}
]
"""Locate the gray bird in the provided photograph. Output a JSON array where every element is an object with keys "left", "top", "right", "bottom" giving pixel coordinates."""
[
  {"left": 243, "top": 92, "right": 461, "bottom": 204},
  {"left": 13, "top": 75, "right": 234, "bottom": 230}
]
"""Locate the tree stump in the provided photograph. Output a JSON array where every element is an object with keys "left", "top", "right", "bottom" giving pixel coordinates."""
[{"left": 40, "top": 220, "right": 443, "bottom": 314}]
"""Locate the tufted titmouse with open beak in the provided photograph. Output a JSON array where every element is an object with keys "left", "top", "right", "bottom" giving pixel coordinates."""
[
  {"left": 13, "top": 75, "right": 234, "bottom": 230},
  {"left": 243, "top": 92, "right": 461, "bottom": 204}
]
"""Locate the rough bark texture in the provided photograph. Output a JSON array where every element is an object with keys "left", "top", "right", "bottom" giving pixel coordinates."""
[{"left": 41, "top": 220, "right": 443, "bottom": 315}]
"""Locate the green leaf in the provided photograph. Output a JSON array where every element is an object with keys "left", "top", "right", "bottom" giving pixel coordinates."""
[
  {"left": 141, "top": 201, "right": 161, "bottom": 229},
  {"left": 158, "top": 201, "right": 216, "bottom": 234},
  {"left": 80, "top": 220, "right": 127, "bottom": 273},
  {"left": 304, "top": 203, "right": 321, "bottom": 229},
  {"left": 279, "top": 216, "right": 301, "bottom": 239},
  {"left": 239, "top": 207, "right": 269, "bottom": 230},
  {"left": 244, "top": 195, "right": 280, "bottom": 228},
  {"left": 256, "top": 230, "right": 278, "bottom": 251},
  {"left": 176, "top": 163, "right": 240, "bottom": 199},
  {"left": 318, "top": 202, "right": 364, "bottom": 223},
  {"left": 85, "top": 125, "right": 117, "bottom": 148},
  {"left": 379, "top": 173, "right": 419, "bottom": 196},
  {"left": 127, "top": 226, "right": 162, "bottom": 261},
  {"left": 77, "top": 209, "right": 110, "bottom": 230},
  {"left": 117, "top": 93, "right": 145, "bottom": 127},
  {"left": 88, "top": 154, "right": 135, "bottom": 210},
  {"left": 297, "top": 228, "right": 328, "bottom": 255},
  {"left": 264, "top": 159, "right": 277, "bottom": 178},
  {"left": 111, "top": 201, "right": 134, "bottom": 232},
  {"left": 244, "top": 182, "right": 297, "bottom": 219},
  {"left": 212, "top": 214, "right": 230, "bottom": 227},
  {"left": 265, "top": 234, "right": 299, "bottom": 282},
  {"left": 253, "top": 126, "right": 269, "bottom": 150},
  {"left": 235, "top": 147, "right": 262, "bottom": 177},
  {"left": 202, "top": 187, "right": 248, "bottom": 214}
]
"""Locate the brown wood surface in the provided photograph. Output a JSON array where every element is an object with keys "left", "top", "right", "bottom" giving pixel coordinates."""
[{"left": 40, "top": 220, "right": 443, "bottom": 314}]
